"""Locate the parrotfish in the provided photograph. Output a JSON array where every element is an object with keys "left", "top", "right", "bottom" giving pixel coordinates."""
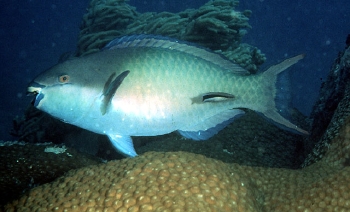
[{"left": 27, "top": 35, "right": 308, "bottom": 157}]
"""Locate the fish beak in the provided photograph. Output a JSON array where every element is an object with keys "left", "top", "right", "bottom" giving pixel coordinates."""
[
  {"left": 27, "top": 86, "right": 41, "bottom": 96},
  {"left": 27, "top": 82, "right": 46, "bottom": 107},
  {"left": 27, "top": 82, "right": 45, "bottom": 96}
]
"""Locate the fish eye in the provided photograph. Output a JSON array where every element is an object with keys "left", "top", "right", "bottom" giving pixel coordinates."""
[{"left": 58, "top": 74, "right": 70, "bottom": 83}]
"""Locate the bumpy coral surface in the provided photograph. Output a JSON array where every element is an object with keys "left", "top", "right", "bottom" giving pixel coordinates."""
[
  {"left": 5, "top": 115, "right": 350, "bottom": 211},
  {"left": 5, "top": 152, "right": 260, "bottom": 211}
]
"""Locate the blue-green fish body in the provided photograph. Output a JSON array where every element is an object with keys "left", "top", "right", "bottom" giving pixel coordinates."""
[{"left": 28, "top": 35, "right": 307, "bottom": 157}]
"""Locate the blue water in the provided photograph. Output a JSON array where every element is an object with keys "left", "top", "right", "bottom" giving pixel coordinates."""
[{"left": 0, "top": 0, "right": 349, "bottom": 140}]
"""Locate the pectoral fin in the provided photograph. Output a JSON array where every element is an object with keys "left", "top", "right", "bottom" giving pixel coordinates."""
[
  {"left": 107, "top": 134, "right": 137, "bottom": 157},
  {"left": 101, "top": 70, "right": 130, "bottom": 115}
]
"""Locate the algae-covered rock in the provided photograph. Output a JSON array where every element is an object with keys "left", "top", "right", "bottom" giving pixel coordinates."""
[
  {"left": 0, "top": 142, "right": 101, "bottom": 206},
  {"left": 302, "top": 44, "right": 350, "bottom": 167}
]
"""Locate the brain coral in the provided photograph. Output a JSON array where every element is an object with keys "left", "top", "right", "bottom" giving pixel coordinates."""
[
  {"left": 5, "top": 152, "right": 261, "bottom": 211},
  {"left": 5, "top": 114, "right": 350, "bottom": 211}
]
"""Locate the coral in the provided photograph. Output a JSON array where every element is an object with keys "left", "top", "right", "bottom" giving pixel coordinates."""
[
  {"left": 76, "top": 0, "right": 265, "bottom": 73},
  {"left": 5, "top": 152, "right": 261, "bottom": 211},
  {"left": 218, "top": 44, "right": 266, "bottom": 74},
  {"left": 78, "top": 0, "right": 139, "bottom": 56},
  {"left": 179, "top": 1, "right": 251, "bottom": 50},
  {"left": 125, "top": 11, "right": 187, "bottom": 38}
]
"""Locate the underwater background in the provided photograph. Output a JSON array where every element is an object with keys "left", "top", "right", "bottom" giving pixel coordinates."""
[{"left": 1, "top": 0, "right": 350, "bottom": 210}]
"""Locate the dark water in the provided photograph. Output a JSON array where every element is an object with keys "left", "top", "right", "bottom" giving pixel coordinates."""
[{"left": 1, "top": 0, "right": 349, "bottom": 140}]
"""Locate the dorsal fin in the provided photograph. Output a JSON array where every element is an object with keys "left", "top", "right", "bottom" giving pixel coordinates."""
[{"left": 103, "top": 35, "right": 249, "bottom": 75}]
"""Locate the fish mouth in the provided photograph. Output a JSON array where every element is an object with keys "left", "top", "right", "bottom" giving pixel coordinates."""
[
  {"left": 27, "top": 82, "right": 46, "bottom": 95},
  {"left": 27, "top": 82, "right": 40, "bottom": 93},
  {"left": 27, "top": 82, "right": 46, "bottom": 107},
  {"left": 27, "top": 86, "right": 41, "bottom": 96}
]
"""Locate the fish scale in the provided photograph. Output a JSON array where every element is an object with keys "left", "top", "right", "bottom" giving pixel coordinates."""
[{"left": 27, "top": 35, "right": 308, "bottom": 157}]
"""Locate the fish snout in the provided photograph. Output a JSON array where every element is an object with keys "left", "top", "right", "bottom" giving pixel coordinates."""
[
  {"left": 27, "top": 82, "right": 45, "bottom": 96},
  {"left": 27, "top": 82, "right": 46, "bottom": 107}
]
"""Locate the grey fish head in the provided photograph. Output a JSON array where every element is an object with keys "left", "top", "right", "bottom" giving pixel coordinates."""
[
  {"left": 27, "top": 57, "right": 104, "bottom": 122},
  {"left": 28, "top": 61, "right": 72, "bottom": 104}
]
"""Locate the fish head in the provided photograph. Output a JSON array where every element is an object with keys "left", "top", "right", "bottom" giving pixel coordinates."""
[{"left": 27, "top": 58, "right": 102, "bottom": 122}]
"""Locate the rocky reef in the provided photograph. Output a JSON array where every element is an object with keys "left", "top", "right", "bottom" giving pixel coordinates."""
[
  {"left": 302, "top": 39, "right": 350, "bottom": 167},
  {"left": 0, "top": 142, "right": 100, "bottom": 206}
]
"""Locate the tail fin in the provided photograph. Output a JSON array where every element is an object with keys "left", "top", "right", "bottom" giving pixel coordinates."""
[{"left": 260, "top": 54, "right": 309, "bottom": 135}]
